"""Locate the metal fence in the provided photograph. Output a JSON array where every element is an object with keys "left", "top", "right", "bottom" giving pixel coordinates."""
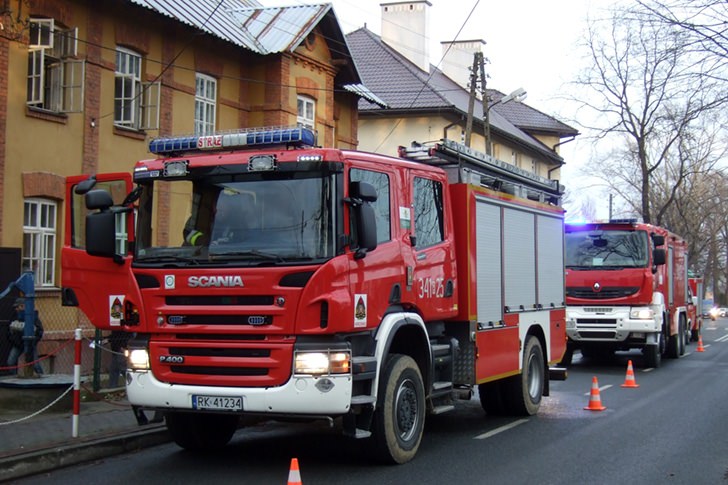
[{"left": 0, "top": 293, "right": 123, "bottom": 390}]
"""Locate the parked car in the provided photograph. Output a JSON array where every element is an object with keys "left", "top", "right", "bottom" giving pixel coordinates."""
[{"left": 720, "top": 308, "right": 728, "bottom": 317}]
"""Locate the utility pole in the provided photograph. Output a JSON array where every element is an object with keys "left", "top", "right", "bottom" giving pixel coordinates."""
[
  {"left": 464, "top": 54, "right": 478, "bottom": 147},
  {"left": 478, "top": 53, "right": 491, "bottom": 156}
]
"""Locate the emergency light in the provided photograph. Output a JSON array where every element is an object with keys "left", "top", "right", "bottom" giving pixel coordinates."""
[{"left": 148, "top": 126, "right": 317, "bottom": 156}]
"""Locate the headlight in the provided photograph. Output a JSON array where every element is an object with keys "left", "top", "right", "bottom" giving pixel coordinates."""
[
  {"left": 630, "top": 308, "right": 654, "bottom": 320},
  {"left": 127, "top": 348, "right": 150, "bottom": 370},
  {"left": 294, "top": 351, "right": 350, "bottom": 375}
]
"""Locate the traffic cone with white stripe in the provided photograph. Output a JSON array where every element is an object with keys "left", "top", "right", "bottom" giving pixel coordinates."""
[
  {"left": 696, "top": 335, "right": 705, "bottom": 352},
  {"left": 621, "top": 360, "right": 640, "bottom": 388},
  {"left": 287, "top": 458, "right": 302, "bottom": 485},
  {"left": 584, "top": 376, "right": 606, "bottom": 411}
]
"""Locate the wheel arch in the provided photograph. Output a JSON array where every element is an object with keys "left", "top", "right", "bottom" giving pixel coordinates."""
[{"left": 372, "top": 312, "right": 431, "bottom": 407}]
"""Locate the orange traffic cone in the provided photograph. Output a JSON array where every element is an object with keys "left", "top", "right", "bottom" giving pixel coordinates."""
[
  {"left": 696, "top": 335, "right": 705, "bottom": 352},
  {"left": 621, "top": 360, "right": 640, "bottom": 388},
  {"left": 584, "top": 376, "right": 606, "bottom": 411},
  {"left": 287, "top": 458, "right": 302, "bottom": 485}
]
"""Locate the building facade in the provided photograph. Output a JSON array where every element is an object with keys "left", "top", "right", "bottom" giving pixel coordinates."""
[{"left": 0, "top": 0, "right": 369, "bottom": 372}]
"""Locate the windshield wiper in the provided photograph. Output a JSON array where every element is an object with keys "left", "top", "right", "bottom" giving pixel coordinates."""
[
  {"left": 137, "top": 255, "right": 200, "bottom": 265},
  {"left": 210, "top": 250, "right": 286, "bottom": 263}
]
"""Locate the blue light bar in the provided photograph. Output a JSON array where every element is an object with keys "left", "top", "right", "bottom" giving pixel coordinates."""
[{"left": 148, "top": 126, "right": 317, "bottom": 155}]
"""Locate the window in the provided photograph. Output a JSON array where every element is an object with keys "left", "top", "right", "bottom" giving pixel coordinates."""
[
  {"left": 114, "top": 47, "right": 160, "bottom": 130},
  {"left": 23, "top": 199, "right": 57, "bottom": 287},
  {"left": 297, "top": 95, "right": 315, "bottom": 130},
  {"left": 194, "top": 73, "right": 217, "bottom": 135},
  {"left": 27, "top": 18, "right": 84, "bottom": 113},
  {"left": 413, "top": 177, "right": 444, "bottom": 249},
  {"left": 350, "top": 168, "right": 391, "bottom": 244}
]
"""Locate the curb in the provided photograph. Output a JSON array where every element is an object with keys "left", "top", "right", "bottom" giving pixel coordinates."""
[{"left": 0, "top": 426, "right": 170, "bottom": 482}]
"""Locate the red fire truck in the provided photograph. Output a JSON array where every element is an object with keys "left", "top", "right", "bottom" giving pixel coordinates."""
[
  {"left": 563, "top": 220, "right": 693, "bottom": 368},
  {"left": 62, "top": 127, "right": 566, "bottom": 463}
]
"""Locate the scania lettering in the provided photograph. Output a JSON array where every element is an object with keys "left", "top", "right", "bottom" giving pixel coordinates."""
[
  {"left": 62, "top": 126, "right": 567, "bottom": 464},
  {"left": 188, "top": 275, "right": 244, "bottom": 288}
]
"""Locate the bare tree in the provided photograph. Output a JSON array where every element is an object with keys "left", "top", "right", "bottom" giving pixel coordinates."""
[
  {"left": 636, "top": 0, "right": 728, "bottom": 82},
  {"left": 573, "top": 6, "right": 727, "bottom": 224}
]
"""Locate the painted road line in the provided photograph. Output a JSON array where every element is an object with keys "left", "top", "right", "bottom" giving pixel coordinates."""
[
  {"left": 474, "top": 419, "right": 529, "bottom": 440},
  {"left": 584, "top": 384, "right": 612, "bottom": 396}
]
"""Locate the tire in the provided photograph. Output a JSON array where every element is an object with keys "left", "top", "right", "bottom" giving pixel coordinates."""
[
  {"left": 371, "top": 354, "right": 425, "bottom": 464},
  {"left": 478, "top": 380, "right": 506, "bottom": 415},
  {"left": 667, "top": 318, "right": 684, "bottom": 358},
  {"left": 690, "top": 321, "right": 701, "bottom": 342},
  {"left": 166, "top": 411, "right": 239, "bottom": 451},
  {"left": 644, "top": 333, "right": 662, "bottom": 368},
  {"left": 504, "top": 336, "right": 544, "bottom": 416},
  {"left": 558, "top": 347, "right": 573, "bottom": 367},
  {"left": 679, "top": 316, "right": 687, "bottom": 356}
]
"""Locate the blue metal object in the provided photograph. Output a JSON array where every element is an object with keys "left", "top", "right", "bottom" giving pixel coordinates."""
[
  {"left": 148, "top": 126, "right": 317, "bottom": 155},
  {"left": 0, "top": 271, "right": 36, "bottom": 342}
]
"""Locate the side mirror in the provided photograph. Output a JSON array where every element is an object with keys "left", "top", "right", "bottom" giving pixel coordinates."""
[
  {"left": 653, "top": 248, "right": 666, "bottom": 266},
  {"left": 85, "top": 189, "right": 114, "bottom": 210},
  {"left": 652, "top": 234, "right": 665, "bottom": 247},
  {"left": 348, "top": 181, "right": 378, "bottom": 258},
  {"left": 350, "top": 181, "right": 377, "bottom": 203},
  {"left": 86, "top": 211, "right": 117, "bottom": 258}
]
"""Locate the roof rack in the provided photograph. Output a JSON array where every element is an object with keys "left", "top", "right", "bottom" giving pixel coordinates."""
[{"left": 398, "top": 138, "right": 563, "bottom": 206}]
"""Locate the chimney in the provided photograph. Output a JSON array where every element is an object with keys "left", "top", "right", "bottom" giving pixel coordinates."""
[
  {"left": 440, "top": 39, "right": 486, "bottom": 89},
  {"left": 380, "top": 1, "right": 431, "bottom": 73}
]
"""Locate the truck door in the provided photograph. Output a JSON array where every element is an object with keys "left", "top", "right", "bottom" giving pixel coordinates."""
[
  {"left": 405, "top": 171, "right": 457, "bottom": 320},
  {"left": 62, "top": 173, "right": 135, "bottom": 330}
]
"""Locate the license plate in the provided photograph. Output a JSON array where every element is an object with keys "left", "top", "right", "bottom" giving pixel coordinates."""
[{"left": 192, "top": 395, "right": 243, "bottom": 411}]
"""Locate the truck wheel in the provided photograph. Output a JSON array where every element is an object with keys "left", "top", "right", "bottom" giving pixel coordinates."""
[
  {"left": 371, "top": 354, "right": 425, "bottom": 464},
  {"left": 667, "top": 319, "right": 685, "bottom": 358},
  {"left": 165, "top": 411, "right": 239, "bottom": 451},
  {"left": 559, "top": 347, "right": 573, "bottom": 367},
  {"left": 504, "top": 336, "right": 544, "bottom": 416},
  {"left": 690, "top": 321, "right": 701, "bottom": 342},
  {"left": 644, "top": 336, "right": 662, "bottom": 368},
  {"left": 478, "top": 380, "right": 506, "bottom": 415},
  {"left": 679, "top": 316, "right": 687, "bottom": 355}
]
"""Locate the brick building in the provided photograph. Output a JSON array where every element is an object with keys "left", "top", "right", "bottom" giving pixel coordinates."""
[{"left": 0, "top": 0, "right": 376, "bottom": 372}]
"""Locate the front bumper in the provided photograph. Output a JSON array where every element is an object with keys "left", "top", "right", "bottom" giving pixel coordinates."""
[
  {"left": 566, "top": 306, "right": 660, "bottom": 342},
  {"left": 126, "top": 370, "right": 353, "bottom": 415}
]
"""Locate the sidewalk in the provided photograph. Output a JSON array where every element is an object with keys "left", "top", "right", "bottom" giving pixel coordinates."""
[{"left": 0, "top": 375, "right": 170, "bottom": 482}]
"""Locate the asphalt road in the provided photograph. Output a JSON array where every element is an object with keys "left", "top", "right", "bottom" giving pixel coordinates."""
[{"left": 17, "top": 318, "right": 728, "bottom": 484}]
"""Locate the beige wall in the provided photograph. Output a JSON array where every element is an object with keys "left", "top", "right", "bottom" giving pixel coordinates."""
[{"left": 358, "top": 116, "right": 558, "bottom": 179}]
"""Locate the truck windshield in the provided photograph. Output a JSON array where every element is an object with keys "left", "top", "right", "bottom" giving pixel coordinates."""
[
  {"left": 134, "top": 172, "right": 337, "bottom": 264},
  {"left": 565, "top": 229, "right": 649, "bottom": 269}
]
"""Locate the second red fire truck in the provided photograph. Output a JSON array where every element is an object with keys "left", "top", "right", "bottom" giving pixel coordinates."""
[
  {"left": 62, "top": 127, "right": 567, "bottom": 463},
  {"left": 563, "top": 220, "right": 695, "bottom": 367}
]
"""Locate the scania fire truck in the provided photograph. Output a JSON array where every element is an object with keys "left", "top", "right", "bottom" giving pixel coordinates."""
[
  {"left": 62, "top": 127, "right": 567, "bottom": 463},
  {"left": 563, "top": 220, "right": 694, "bottom": 368}
]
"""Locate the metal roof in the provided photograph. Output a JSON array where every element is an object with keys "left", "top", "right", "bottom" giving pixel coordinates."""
[{"left": 127, "top": 1, "right": 378, "bottom": 95}]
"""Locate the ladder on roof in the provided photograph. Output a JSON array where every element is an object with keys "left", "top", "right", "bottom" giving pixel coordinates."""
[{"left": 398, "top": 138, "right": 563, "bottom": 206}]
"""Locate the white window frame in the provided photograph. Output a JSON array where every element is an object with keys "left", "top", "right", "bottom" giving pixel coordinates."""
[
  {"left": 194, "top": 73, "right": 217, "bottom": 135},
  {"left": 23, "top": 198, "right": 57, "bottom": 288},
  {"left": 114, "top": 47, "right": 160, "bottom": 130},
  {"left": 297, "top": 95, "right": 315, "bottom": 130},
  {"left": 27, "top": 19, "right": 84, "bottom": 113}
]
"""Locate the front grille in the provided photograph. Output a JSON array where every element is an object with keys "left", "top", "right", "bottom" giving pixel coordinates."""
[
  {"left": 567, "top": 287, "right": 639, "bottom": 299},
  {"left": 166, "top": 295, "right": 273, "bottom": 305},
  {"left": 578, "top": 331, "right": 615, "bottom": 339},
  {"left": 151, "top": 338, "right": 293, "bottom": 387}
]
